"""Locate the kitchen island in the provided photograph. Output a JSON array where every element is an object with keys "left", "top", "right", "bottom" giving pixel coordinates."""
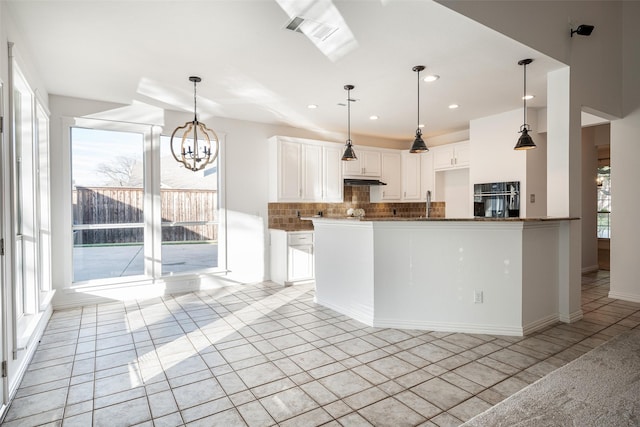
[{"left": 307, "top": 217, "right": 579, "bottom": 336}]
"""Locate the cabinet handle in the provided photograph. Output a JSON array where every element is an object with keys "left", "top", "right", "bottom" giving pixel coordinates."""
[{"left": 450, "top": 158, "right": 453, "bottom": 166}]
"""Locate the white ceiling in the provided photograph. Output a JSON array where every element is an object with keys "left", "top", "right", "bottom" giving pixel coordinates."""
[{"left": 5, "top": 0, "right": 565, "bottom": 142}]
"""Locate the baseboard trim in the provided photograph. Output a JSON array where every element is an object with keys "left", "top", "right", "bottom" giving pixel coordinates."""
[
  {"left": 581, "top": 264, "right": 599, "bottom": 274},
  {"left": 558, "top": 309, "right": 583, "bottom": 323},
  {"left": 314, "top": 298, "right": 374, "bottom": 326},
  {"left": 522, "top": 314, "right": 559, "bottom": 335},
  {"left": 608, "top": 291, "right": 640, "bottom": 304},
  {"left": 372, "top": 318, "right": 524, "bottom": 336}
]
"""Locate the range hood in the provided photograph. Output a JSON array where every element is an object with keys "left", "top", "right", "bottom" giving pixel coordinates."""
[{"left": 344, "top": 178, "right": 387, "bottom": 186}]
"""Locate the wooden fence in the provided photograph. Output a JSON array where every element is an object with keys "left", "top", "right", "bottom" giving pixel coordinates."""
[{"left": 73, "top": 187, "right": 218, "bottom": 244}]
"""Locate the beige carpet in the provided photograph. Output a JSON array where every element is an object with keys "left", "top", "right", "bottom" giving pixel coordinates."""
[{"left": 462, "top": 328, "right": 640, "bottom": 427}]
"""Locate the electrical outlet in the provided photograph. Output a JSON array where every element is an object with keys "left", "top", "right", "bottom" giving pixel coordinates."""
[
  {"left": 474, "top": 290, "right": 483, "bottom": 304},
  {"left": 530, "top": 194, "right": 535, "bottom": 203}
]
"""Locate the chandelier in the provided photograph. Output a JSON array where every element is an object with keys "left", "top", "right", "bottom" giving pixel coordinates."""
[{"left": 170, "top": 76, "right": 219, "bottom": 171}]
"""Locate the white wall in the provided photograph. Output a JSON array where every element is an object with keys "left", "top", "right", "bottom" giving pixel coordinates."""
[
  {"left": 610, "top": 1, "right": 640, "bottom": 302},
  {"left": 469, "top": 108, "right": 544, "bottom": 217},
  {"left": 435, "top": 168, "right": 470, "bottom": 218}
]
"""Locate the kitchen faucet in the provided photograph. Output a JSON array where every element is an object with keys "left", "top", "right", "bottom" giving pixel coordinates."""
[{"left": 426, "top": 190, "right": 432, "bottom": 218}]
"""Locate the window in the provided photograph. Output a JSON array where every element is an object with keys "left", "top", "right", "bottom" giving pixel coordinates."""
[
  {"left": 71, "top": 127, "right": 145, "bottom": 282},
  {"left": 69, "top": 119, "right": 224, "bottom": 285},
  {"left": 160, "top": 136, "right": 219, "bottom": 275},
  {"left": 597, "top": 166, "right": 611, "bottom": 238}
]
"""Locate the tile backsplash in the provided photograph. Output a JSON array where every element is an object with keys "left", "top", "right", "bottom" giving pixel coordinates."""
[{"left": 269, "top": 186, "right": 445, "bottom": 231}]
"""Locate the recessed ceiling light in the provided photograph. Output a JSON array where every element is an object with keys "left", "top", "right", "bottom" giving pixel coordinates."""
[
  {"left": 522, "top": 95, "right": 534, "bottom": 100},
  {"left": 307, "top": 104, "right": 318, "bottom": 109},
  {"left": 369, "top": 115, "right": 379, "bottom": 120},
  {"left": 423, "top": 74, "right": 440, "bottom": 83},
  {"left": 448, "top": 104, "right": 459, "bottom": 109}
]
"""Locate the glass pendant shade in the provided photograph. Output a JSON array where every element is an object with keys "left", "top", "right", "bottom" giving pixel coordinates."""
[
  {"left": 410, "top": 128, "right": 428, "bottom": 153},
  {"left": 341, "top": 84, "right": 358, "bottom": 161}
]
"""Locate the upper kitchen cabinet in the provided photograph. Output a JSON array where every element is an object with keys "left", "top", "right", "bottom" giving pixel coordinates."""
[
  {"left": 269, "top": 136, "right": 343, "bottom": 202},
  {"left": 342, "top": 147, "right": 382, "bottom": 178},
  {"left": 322, "top": 144, "right": 344, "bottom": 202},
  {"left": 270, "top": 137, "right": 303, "bottom": 201},
  {"left": 401, "top": 151, "right": 433, "bottom": 201},
  {"left": 433, "top": 141, "right": 470, "bottom": 170},
  {"left": 374, "top": 151, "right": 402, "bottom": 201}
]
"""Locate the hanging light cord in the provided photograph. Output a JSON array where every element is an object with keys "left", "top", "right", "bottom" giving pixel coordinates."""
[
  {"left": 522, "top": 61, "right": 527, "bottom": 129},
  {"left": 193, "top": 78, "right": 198, "bottom": 122},
  {"left": 347, "top": 87, "right": 352, "bottom": 143},
  {"left": 416, "top": 68, "right": 420, "bottom": 131}
]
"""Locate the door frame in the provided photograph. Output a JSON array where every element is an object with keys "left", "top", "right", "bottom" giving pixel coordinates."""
[{"left": 0, "top": 75, "right": 9, "bottom": 420}]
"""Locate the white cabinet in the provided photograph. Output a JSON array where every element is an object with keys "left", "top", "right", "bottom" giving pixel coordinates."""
[
  {"left": 343, "top": 147, "right": 382, "bottom": 177},
  {"left": 322, "top": 144, "right": 344, "bottom": 202},
  {"left": 379, "top": 152, "right": 402, "bottom": 201},
  {"left": 401, "top": 152, "right": 421, "bottom": 200},
  {"left": 275, "top": 139, "right": 303, "bottom": 201},
  {"left": 401, "top": 151, "right": 433, "bottom": 201},
  {"left": 270, "top": 230, "right": 314, "bottom": 286},
  {"left": 269, "top": 136, "right": 343, "bottom": 202},
  {"left": 303, "top": 144, "right": 323, "bottom": 201},
  {"left": 433, "top": 141, "right": 470, "bottom": 170}
]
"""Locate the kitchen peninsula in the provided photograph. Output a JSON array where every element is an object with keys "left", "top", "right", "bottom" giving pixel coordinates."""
[{"left": 307, "top": 217, "right": 578, "bottom": 336}]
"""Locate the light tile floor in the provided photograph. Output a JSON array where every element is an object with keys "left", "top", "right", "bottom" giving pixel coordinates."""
[{"left": 3, "top": 271, "right": 639, "bottom": 426}]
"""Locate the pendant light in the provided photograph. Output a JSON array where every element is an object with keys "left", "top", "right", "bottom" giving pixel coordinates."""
[
  {"left": 514, "top": 59, "right": 536, "bottom": 150},
  {"left": 410, "top": 65, "right": 428, "bottom": 153},
  {"left": 341, "top": 84, "right": 357, "bottom": 161},
  {"left": 170, "top": 76, "right": 220, "bottom": 171}
]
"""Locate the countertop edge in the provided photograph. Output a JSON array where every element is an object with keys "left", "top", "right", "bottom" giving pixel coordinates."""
[{"left": 301, "top": 216, "right": 579, "bottom": 222}]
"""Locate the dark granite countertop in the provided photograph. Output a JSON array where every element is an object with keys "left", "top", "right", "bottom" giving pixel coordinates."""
[{"left": 302, "top": 216, "right": 579, "bottom": 222}]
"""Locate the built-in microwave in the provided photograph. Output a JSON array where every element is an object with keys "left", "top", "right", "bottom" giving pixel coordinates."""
[{"left": 473, "top": 181, "right": 520, "bottom": 218}]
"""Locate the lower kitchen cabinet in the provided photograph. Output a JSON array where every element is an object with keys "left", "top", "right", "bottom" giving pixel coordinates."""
[{"left": 270, "top": 229, "right": 314, "bottom": 286}]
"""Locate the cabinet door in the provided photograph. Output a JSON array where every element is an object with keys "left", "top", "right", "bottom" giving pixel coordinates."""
[
  {"left": 279, "top": 140, "right": 303, "bottom": 200},
  {"left": 303, "top": 144, "right": 323, "bottom": 201},
  {"left": 362, "top": 150, "right": 382, "bottom": 176},
  {"left": 342, "top": 153, "right": 362, "bottom": 176},
  {"left": 420, "top": 152, "right": 434, "bottom": 198},
  {"left": 380, "top": 152, "right": 401, "bottom": 200},
  {"left": 453, "top": 142, "right": 470, "bottom": 167},
  {"left": 433, "top": 146, "right": 454, "bottom": 170},
  {"left": 402, "top": 152, "right": 421, "bottom": 200},
  {"left": 323, "top": 145, "right": 343, "bottom": 202},
  {"left": 288, "top": 244, "right": 314, "bottom": 281}
]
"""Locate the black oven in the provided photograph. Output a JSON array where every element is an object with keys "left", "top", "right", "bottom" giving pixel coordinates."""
[{"left": 473, "top": 181, "right": 520, "bottom": 218}]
